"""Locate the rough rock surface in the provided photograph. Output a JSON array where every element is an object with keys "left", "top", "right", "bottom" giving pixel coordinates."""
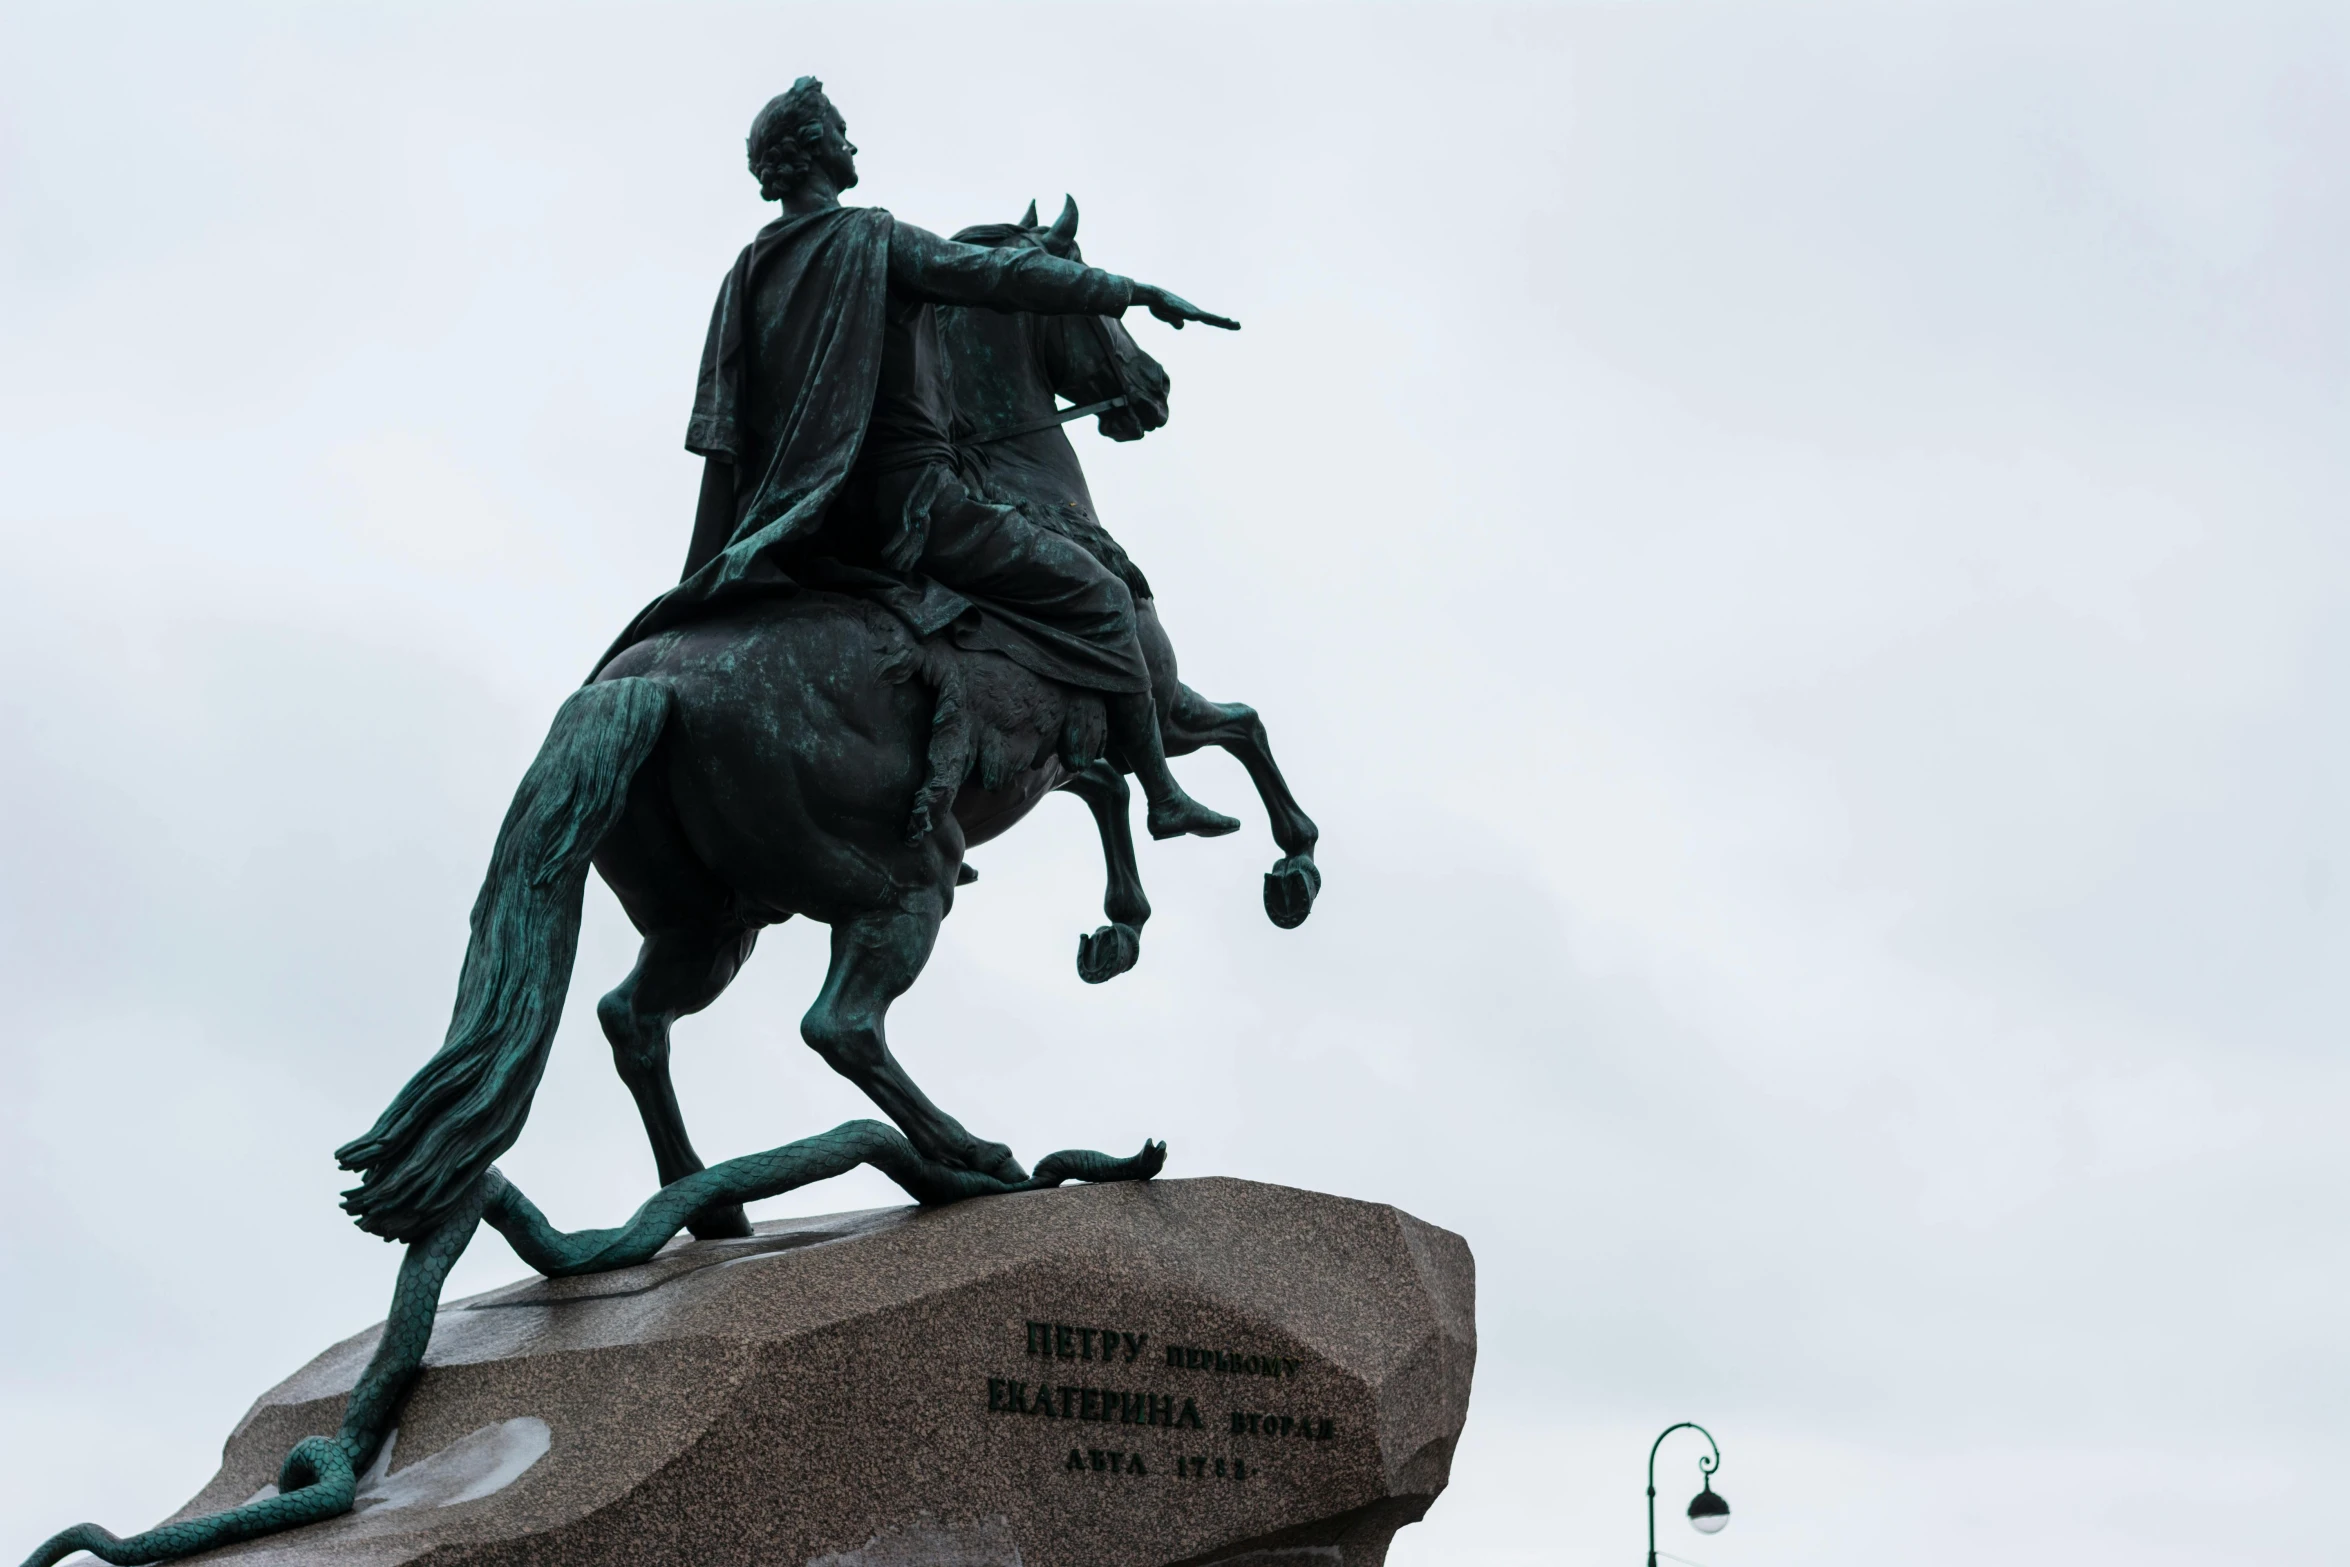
[{"left": 170, "top": 1177, "right": 1475, "bottom": 1567}]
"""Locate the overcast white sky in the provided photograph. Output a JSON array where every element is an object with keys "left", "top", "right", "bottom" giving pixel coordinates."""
[{"left": 2, "top": 3, "right": 2345, "bottom": 1564}]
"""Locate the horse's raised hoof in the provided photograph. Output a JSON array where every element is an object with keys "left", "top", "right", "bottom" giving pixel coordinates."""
[
  {"left": 1077, "top": 922, "right": 1142, "bottom": 983},
  {"left": 1264, "top": 854, "right": 1321, "bottom": 929},
  {"left": 687, "top": 1201, "right": 754, "bottom": 1241}
]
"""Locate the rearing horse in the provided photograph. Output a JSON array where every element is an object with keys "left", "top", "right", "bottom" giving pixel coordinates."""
[
  {"left": 14, "top": 202, "right": 1329, "bottom": 1567},
  {"left": 331, "top": 200, "right": 1319, "bottom": 1248},
  {"left": 943, "top": 197, "right": 1322, "bottom": 980}
]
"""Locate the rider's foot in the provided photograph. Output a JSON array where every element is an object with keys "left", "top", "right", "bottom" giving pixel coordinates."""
[{"left": 1147, "top": 793, "right": 1242, "bottom": 840}]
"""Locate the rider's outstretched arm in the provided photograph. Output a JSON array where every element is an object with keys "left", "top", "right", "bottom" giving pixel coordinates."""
[{"left": 887, "top": 219, "right": 1237, "bottom": 330}]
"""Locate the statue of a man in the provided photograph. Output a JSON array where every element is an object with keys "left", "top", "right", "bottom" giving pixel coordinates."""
[{"left": 606, "top": 77, "right": 1238, "bottom": 840}]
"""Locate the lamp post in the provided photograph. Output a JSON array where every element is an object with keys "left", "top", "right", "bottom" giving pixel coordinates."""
[{"left": 1646, "top": 1422, "right": 1728, "bottom": 1566}]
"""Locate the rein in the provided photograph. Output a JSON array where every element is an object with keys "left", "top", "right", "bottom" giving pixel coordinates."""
[{"left": 961, "top": 394, "right": 1128, "bottom": 447}]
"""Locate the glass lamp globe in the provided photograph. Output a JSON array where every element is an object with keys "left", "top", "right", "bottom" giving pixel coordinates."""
[{"left": 1687, "top": 1484, "right": 1731, "bottom": 1535}]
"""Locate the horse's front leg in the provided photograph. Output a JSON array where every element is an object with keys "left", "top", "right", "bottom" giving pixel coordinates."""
[
  {"left": 800, "top": 898, "right": 1029, "bottom": 1185},
  {"left": 1134, "top": 598, "right": 1321, "bottom": 928},
  {"left": 1056, "top": 760, "right": 1151, "bottom": 982},
  {"left": 1160, "top": 683, "right": 1322, "bottom": 928}
]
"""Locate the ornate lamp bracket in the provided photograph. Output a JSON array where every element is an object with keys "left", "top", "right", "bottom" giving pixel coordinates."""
[{"left": 1645, "top": 1420, "right": 1725, "bottom": 1566}]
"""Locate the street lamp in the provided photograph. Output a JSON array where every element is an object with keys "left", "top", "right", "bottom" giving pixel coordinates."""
[{"left": 1647, "top": 1422, "right": 1729, "bottom": 1565}]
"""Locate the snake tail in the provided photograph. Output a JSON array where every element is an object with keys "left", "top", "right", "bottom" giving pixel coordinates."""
[
  {"left": 16, "top": 1438, "right": 356, "bottom": 1567},
  {"left": 16, "top": 1129, "right": 1164, "bottom": 1567},
  {"left": 14, "top": 1185, "right": 492, "bottom": 1567}
]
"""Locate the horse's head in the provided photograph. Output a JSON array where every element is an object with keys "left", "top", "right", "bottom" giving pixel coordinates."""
[{"left": 955, "top": 197, "right": 1171, "bottom": 441}]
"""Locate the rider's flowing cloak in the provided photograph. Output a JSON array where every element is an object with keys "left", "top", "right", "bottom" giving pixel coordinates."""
[{"left": 592, "top": 206, "right": 902, "bottom": 674}]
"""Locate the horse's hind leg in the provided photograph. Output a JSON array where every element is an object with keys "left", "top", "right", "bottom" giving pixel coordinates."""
[
  {"left": 801, "top": 897, "right": 1030, "bottom": 1186},
  {"left": 1057, "top": 760, "right": 1151, "bottom": 983},
  {"left": 598, "top": 922, "right": 759, "bottom": 1239},
  {"left": 1161, "top": 683, "right": 1323, "bottom": 929}
]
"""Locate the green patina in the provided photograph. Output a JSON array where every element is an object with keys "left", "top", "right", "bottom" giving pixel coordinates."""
[
  {"left": 20, "top": 75, "right": 1319, "bottom": 1567},
  {"left": 22, "top": 1127, "right": 1160, "bottom": 1567}
]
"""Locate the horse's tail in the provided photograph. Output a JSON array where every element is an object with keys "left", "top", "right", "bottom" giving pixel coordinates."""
[{"left": 333, "top": 678, "right": 673, "bottom": 1242}]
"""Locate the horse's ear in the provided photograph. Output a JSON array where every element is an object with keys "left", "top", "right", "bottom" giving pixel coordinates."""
[
  {"left": 1020, "top": 198, "right": 1039, "bottom": 228},
  {"left": 1046, "top": 194, "right": 1080, "bottom": 254}
]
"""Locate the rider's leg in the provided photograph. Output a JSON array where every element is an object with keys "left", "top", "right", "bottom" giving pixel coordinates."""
[
  {"left": 801, "top": 894, "right": 1029, "bottom": 1184},
  {"left": 1110, "top": 687, "right": 1240, "bottom": 839},
  {"left": 908, "top": 472, "right": 1236, "bottom": 838},
  {"left": 598, "top": 921, "right": 762, "bottom": 1239}
]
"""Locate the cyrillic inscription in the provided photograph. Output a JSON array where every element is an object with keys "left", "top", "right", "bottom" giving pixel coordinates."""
[
  {"left": 1164, "top": 1343, "right": 1300, "bottom": 1378},
  {"left": 988, "top": 1379, "right": 1204, "bottom": 1428},
  {"left": 997, "top": 1317, "right": 1321, "bottom": 1487},
  {"left": 1027, "top": 1320, "right": 1149, "bottom": 1363}
]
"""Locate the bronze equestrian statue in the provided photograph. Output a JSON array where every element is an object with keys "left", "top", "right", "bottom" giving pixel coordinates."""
[{"left": 20, "top": 75, "right": 1318, "bottom": 1567}]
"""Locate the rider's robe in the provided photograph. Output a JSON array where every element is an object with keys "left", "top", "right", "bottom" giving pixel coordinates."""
[{"left": 594, "top": 205, "right": 1133, "bottom": 677}]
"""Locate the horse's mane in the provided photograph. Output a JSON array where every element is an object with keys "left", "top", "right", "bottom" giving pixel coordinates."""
[
  {"left": 950, "top": 222, "right": 1035, "bottom": 250},
  {"left": 936, "top": 219, "right": 1145, "bottom": 601}
]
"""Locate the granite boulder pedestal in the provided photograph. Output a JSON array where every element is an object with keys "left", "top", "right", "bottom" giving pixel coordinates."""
[{"left": 170, "top": 1177, "right": 1475, "bottom": 1567}]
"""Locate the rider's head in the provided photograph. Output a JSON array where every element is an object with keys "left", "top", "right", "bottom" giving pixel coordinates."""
[{"left": 748, "top": 78, "right": 858, "bottom": 203}]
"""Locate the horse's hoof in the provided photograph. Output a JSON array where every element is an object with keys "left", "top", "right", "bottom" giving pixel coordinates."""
[
  {"left": 688, "top": 1201, "right": 754, "bottom": 1241},
  {"left": 1264, "top": 854, "right": 1321, "bottom": 929},
  {"left": 1077, "top": 922, "right": 1142, "bottom": 983}
]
